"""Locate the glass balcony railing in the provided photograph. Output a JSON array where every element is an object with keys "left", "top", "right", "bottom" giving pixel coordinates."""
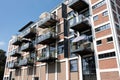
[
  {"left": 21, "top": 43, "right": 34, "bottom": 52},
  {"left": 68, "top": 0, "right": 89, "bottom": 12},
  {"left": 38, "top": 12, "right": 58, "bottom": 28},
  {"left": 37, "top": 50, "right": 57, "bottom": 63},
  {"left": 68, "top": 14, "right": 91, "bottom": 32},
  {"left": 10, "top": 48, "right": 21, "bottom": 57},
  {"left": 21, "top": 28, "right": 36, "bottom": 39},
  {"left": 18, "top": 58, "right": 34, "bottom": 66},
  {"left": 71, "top": 40, "right": 94, "bottom": 56},
  {"left": 12, "top": 36, "right": 21, "bottom": 45},
  {"left": 37, "top": 32, "right": 57, "bottom": 45},
  {"left": 8, "top": 62, "right": 20, "bottom": 69}
]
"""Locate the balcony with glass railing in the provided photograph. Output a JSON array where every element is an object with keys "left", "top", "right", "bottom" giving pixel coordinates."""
[
  {"left": 38, "top": 12, "right": 58, "bottom": 28},
  {"left": 8, "top": 62, "right": 20, "bottom": 69},
  {"left": 68, "top": 14, "right": 91, "bottom": 32},
  {"left": 10, "top": 48, "right": 21, "bottom": 57},
  {"left": 37, "top": 49, "right": 57, "bottom": 63},
  {"left": 37, "top": 32, "right": 57, "bottom": 45},
  {"left": 18, "top": 58, "right": 34, "bottom": 66},
  {"left": 71, "top": 35, "right": 94, "bottom": 56},
  {"left": 21, "top": 28, "right": 36, "bottom": 39},
  {"left": 12, "top": 36, "right": 21, "bottom": 45},
  {"left": 68, "top": 0, "right": 89, "bottom": 12},
  {"left": 21, "top": 43, "right": 35, "bottom": 52}
]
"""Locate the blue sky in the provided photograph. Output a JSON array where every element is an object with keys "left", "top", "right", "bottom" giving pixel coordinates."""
[{"left": 0, "top": 0, "right": 62, "bottom": 51}]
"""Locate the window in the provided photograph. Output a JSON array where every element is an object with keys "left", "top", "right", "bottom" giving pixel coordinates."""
[
  {"left": 98, "top": 52, "right": 115, "bottom": 59},
  {"left": 96, "top": 40, "right": 102, "bottom": 45},
  {"left": 92, "top": 0, "right": 106, "bottom": 10},
  {"left": 70, "top": 60, "right": 78, "bottom": 72},
  {"left": 102, "top": 11, "right": 108, "bottom": 16},
  {"left": 95, "top": 23, "right": 110, "bottom": 32},
  {"left": 58, "top": 41, "right": 64, "bottom": 54},
  {"left": 107, "top": 37, "right": 113, "bottom": 42},
  {"left": 115, "top": 24, "right": 120, "bottom": 29},
  {"left": 93, "top": 15, "right": 98, "bottom": 21}
]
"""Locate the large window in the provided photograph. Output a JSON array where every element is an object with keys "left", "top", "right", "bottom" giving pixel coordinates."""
[
  {"left": 98, "top": 52, "right": 115, "bottom": 59},
  {"left": 95, "top": 23, "right": 110, "bottom": 32},
  {"left": 70, "top": 60, "right": 78, "bottom": 72},
  {"left": 58, "top": 41, "right": 64, "bottom": 54},
  {"left": 92, "top": 0, "right": 106, "bottom": 10}
]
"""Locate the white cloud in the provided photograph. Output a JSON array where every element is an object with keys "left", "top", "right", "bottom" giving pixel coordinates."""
[{"left": 0, "top": 41, "right": 5, "bottom": 46}]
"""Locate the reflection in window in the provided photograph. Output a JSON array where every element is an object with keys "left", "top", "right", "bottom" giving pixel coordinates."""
[
  {"left": 70, "top": 60, "right": 78, "bottom": 72},
  {"left": 58, "top": 41, "right": 64, "bottom": 54},
  {"left": 82, "top": 56, "right": 96, "bottom": 75}
]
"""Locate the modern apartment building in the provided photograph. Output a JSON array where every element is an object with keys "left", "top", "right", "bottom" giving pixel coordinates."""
[{"left": 3, "top": 0, "right": 120, "bottom": 80}]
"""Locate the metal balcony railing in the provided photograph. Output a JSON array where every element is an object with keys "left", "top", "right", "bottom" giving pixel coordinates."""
[
  {"left": 68, "top": 14, "right": 91, "bottom": 32},
  {"left": 71, "top": 40, "right": 94, "bottom": 56},
  {"left": 37, "top": 32, "right": 57, "bottom": 45},
  {"left": 21, "top": 43, "right": 34, "bottom": 52},
  {"left": 38, "top": 12, "right": 58, "bottom": 28},
  {"left": 37, "top": 50, "right": 57, "bottom": 63},
  {"left": 68, "top": 0, "right": 89, "bottom": 12},
  {"left": 8, "top": 62, "right": 20, "bottom": 69},
  {"left": 18, "top": 58, "right": 34, "bottom": 66},
  {"left": 21, "top": 28, "right": 36, "bottom": 39},
  {"left": 10, "top": 48, "right": 21, "bottom": 57}
]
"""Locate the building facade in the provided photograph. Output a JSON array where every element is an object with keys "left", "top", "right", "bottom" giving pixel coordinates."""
[{"left": 3, "top": 0, "right": 120, "bottom": 80}]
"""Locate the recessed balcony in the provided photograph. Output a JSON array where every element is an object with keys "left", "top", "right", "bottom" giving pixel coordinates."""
[
  {"left": 71, "top": 35, "right": 94, "bottom": 56},
  {"left": 68, "top": 15, "right": 91, "bottom": 32},
  {"left": 21, "top": 28, "right": 36, "bottom": 39},
  {"left": 72, "top": 42, "right": 94, "bottom": 56},
  {"left": 10, "top": 48, "right": 21, "bottom": 57},
  {"left": 38, "top": 12, "right": 58, "bottom": 28},
  {"left": 8, "top": 62, "right": 20, "bottom": 69},
  {"left": 37, "top": 50, "right": 57, "bottom": 63},
  {"left": 37, "top": 32, "right": 57, "bottom": 45},
  {"left": 21, "top": 43, "right": 35, "bottom": 52},
  {"left": 18, "top": 58, "right": 34, "bottom": 66},
  {"left": 68, "top": 0, "right": 89, "bottom": 12},
  {"left": 12, "top": 36, "right": 21, "bottom": 45}
]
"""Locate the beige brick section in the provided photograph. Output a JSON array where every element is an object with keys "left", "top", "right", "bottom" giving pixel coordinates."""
[
  {"left": 94, "top": 13, "right": 109, "bottom": 26},
  {"left": 93, "top": 4, "right": 107, "bottom": 14},
  {"left": 100, "top": 71, "right": 120, "bottom": 80},
  {"left": 95, "top": 28, "right": 112, "bottom": 38},
  {"left": 57, "top": 62, "right": 66, "bottom": 80},
  {"left": 58, "top": 54, "right": 64, "bottom": 60},
  {"left": 99, "top": 58, "right": 118, "bottom": 69},
  {"left": 97, "top": 39, "right": 114, "bottom": 52},
  {"left": 91, "top": 0, "right": 98, "bottom": 4},
  {"left": 40, "top": 65, "right": 46, "bottom": 80},
  {"left": 70, "top": 72, "right": 79, "bottom": 80}
]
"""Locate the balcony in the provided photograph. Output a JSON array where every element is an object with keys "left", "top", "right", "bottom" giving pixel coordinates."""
[
  {"left": 37, "top": 32, "right": 57, "bottom": 45},
  {"left": 12, "top": 36, "right": 21, "bottom": 45},
  {"left": 21, "top": 43, "right": 35, "bottom": 52},
  {"left": 37, "top": 50, "right": 57, "bottom": 63},
  {"left": 38, "top": 12, "right": 58, "bottom": 28},
  {"left": 68, "top": 0, "right": 89, "bottom": 12},
  {"left": 72, "top": 41, "right": 94, "bottom": 56},
  {"left": 18, "top": 58, "right": 34, "bottom": 66},
  {"left": 8, "top": 62, "right": 20, "bottom": 69},
  {"left": 10, "top": 48, "right": 21, "bottom": 57},
  {"left": 21, "top": 28, "right": 36, "bottom": 39},
  {"left": 69, "top": 15, "right": 91, "bottom": 32}
]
